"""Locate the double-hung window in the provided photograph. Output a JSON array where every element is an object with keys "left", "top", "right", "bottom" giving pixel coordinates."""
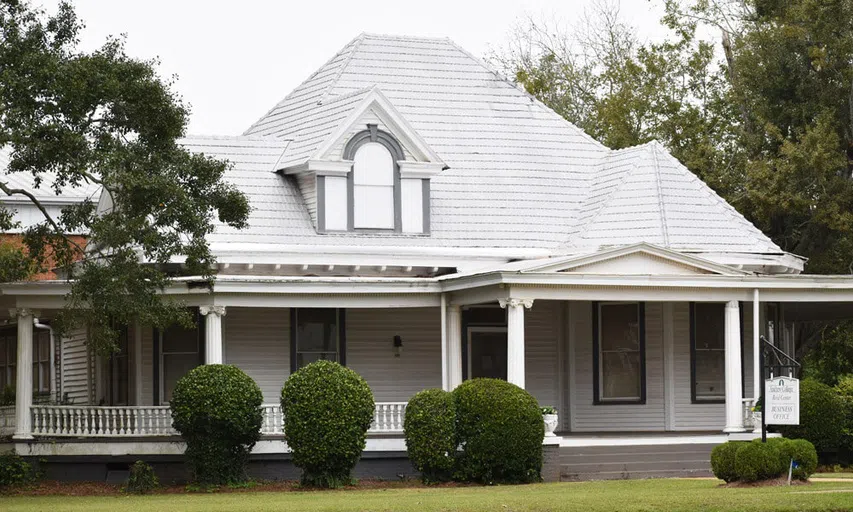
[
  {"left": 291, "top": 308, "right": 344, "bottom": 372},
  {"left": 159, "top": 312, "right": 201, "bottom": 404},
  {"left": 594, "top": 302, "right": 646, "bottom": 404},
  {"left": 0, "top": 328, "right": 16, "bottom": 391},
  {"left": 690, "top": 303, "right": 726, "bottom": 402},
  {"left": 108, "top": 326, "right": 129, "bottom": 406},
  {"left": 32, "top": 330, "right": 50, "bottom": 395}
]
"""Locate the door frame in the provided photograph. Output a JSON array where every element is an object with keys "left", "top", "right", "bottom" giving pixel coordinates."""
[{"left": 466, "top": 326, "right": 508, "bottom": 380}]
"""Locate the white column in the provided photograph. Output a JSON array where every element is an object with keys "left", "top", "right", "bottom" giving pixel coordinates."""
[
  {"left": 446, "top": 304, "right": 462, "bottom": 389},
  {"left": 499, "top": 298, "right": 533, "bottom": 388},
  {"left": 724, "top": 300, "right": 745, "bottom": 432},
  {"left": 133, "top": 320, "right": 143, "bottom": 405},
  {"left": 752, "top": 289, "right": 761, "bottom": 403},
  {"left": 11, "top": 308, "right": 36, "bottom": 440},
  {"left": 199, "top": 305, "right": 226, "bottom": 364},
  {"left": 440, "top": 294, "right": 448, "bottom": 391}
]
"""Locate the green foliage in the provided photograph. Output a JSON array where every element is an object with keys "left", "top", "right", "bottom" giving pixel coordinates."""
[
  {"left": 711, "top": 441, "right": 742, "bottom": 483},
  {"left": 452, "top": 378, "right": 543, "bottom": 484},
  {"left": 0, "top": 384, "right": 13, "bottom": 406},
  {"left": 124, "top": 460, "right": 159, "bottom": 494},
  {"left": 835, "top": 375, "right": 853, "bottom": 460},
  {"left": 778, "top": 439, "right": 819, "bottom": 480},
  {"left": 734, "top": 441, "right": 784, "bottom": 483},
  {"left": 0, "top": 451, "right": 33, "bottom": 487},
  {"left": 540, "top": 406, "right": 557, "bottom": 415},
  {"left": 170, "top": 365, "right": 263, "bottom": 485},
  {"left": 778, "top": 378, "right": 845, "bottom": 455},
  {"left": 403, "top": 389, "right": 457, "bottom": 484},
  {"left": 804, "top": 324, "right": 853, "bottom": 387},
  {"left": 281, "top": 360, "right": 375, "bottom": 488},
  {"left": 0, "top": 1, "right": 250, "bottom": 356},
  {"left": 0, "top": 242, "right": 35, "bottom": 282}
]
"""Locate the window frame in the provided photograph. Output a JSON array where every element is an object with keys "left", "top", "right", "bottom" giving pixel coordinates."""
[
  {"left": 32, "top": 329, "right": 51, "bottom": 396},
  {"left": 689, "top": 302, "right": 726, "bottom": 404},
  {"left": 342, "top": 125, "right": 404, "bottom": 233},
  {"left": 0, "top": 327, "right": 16, "bottom": 391},
  {"left": 592, "top": 301, "right": 646, "bottom": 405},
  {"left": 155, "top": 309, "right": 203, "bottom": 406},
  {"left": 107, "top": 325, "right": 130, "bottom": 406},
  {"left": 290, "top": 308, "right": 346, "bottom": 373}
]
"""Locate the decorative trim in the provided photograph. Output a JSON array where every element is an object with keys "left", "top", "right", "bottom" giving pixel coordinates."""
[
  {"left": 8, "top": 308, "right": 38, "bottom": 318},
  {"left": 422, "top": 179, "right": 431, "bottom": 234},
  {"left": 199, "top": 305, "right": 226, "bottom": 317},
  {"left": 592, "top": 301, "right": 647, "bottom": 405},
  {"left": 398, "top": 161, "right": 444, "bottom": 179},
  {"left": 498, "top": 298, "right": 534, "bottom": 309},
  {"left": 317, "top": 175, "right": 326, "bottom": 232},
  {"left": 281, "top": 160, "right": 353, "bottom": 176}
]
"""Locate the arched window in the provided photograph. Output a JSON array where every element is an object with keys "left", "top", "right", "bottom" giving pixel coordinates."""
[{"left": 344, "top": 126, "right": 403, "bottom": 231}]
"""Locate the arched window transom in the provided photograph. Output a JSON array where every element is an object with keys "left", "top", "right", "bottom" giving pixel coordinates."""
[{"left": 343, "top": 125, "right": 404, "bottom": 232}]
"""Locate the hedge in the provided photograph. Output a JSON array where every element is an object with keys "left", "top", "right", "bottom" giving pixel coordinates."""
[
  {"left": 170, "top": 364, "right": 264, "bottom": 485},
  {"left": 711, "top": 439, "right": 818, "bottom": 483},
  {"left": 734, "top": 441, "right": 784, "bottom": 482},
  {"left": 777, "top": 378, "right": 845, "bottom": 455},
  {"left": 710, "top": 441, "right": 742, "bottom": 483},
  {"left": 281, "top": 360, "right": 375, "bottom": 488},
  {"left": 404, "top": 389, "right": 456, "bottom": 483},
  {"left": 453, "top": 378, "right": 544, "bottom": 484},
  {"left": 0, "top": 451, "right": 33, "bottom": 487}
]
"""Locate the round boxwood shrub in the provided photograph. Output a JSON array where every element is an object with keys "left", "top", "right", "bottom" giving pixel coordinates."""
[
  {"left": 125, "top": 460, "right": 159, "bottom": 494},
  {"left": 777, "top": 378, "right": 845, "bottom": 455},
  {"left": 404, "top": 388, "right": 456, "bottom": 483},
  {"left": 778, "top": 438, "right": 818, "bottom": 480},
  {"left": 734, "top": 440, "right": 784, "bottom": 482},
  {"left": 710, "top": 441, "right": 742, "bottom": 483},
  {"left": 170, "top": 364, "right": 263, "bottom": 485},
  {"left": 281, "top": 360, "right": 375, "bottom": 488},
  {"left": 0, "top": 451, "right": 33, "bottom": 487},
  {"left": 453, "top": 378, "right": 544, "bottom": 484}
]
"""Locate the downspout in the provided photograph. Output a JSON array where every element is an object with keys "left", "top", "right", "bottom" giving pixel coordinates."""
[{"left": 32, "top": 318, "right": 56, "bottom": 403}]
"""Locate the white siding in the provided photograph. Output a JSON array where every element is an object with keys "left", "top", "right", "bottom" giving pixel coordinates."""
[
  {"left": 569, "top": 301, "right": 666, "bottom": 432},
  {"left": 61, "top": 326, "right": 91, "bottom": 405},
  {"left": 223, "top": 307, "right": 290, "bottom": 404},
  {"left": 347, "top": 307, "right": 441, "bottom": 402},
  {"left": 295, "top": 172, "right": 317, "bottom": 227},
  {"left": 524, "top": 300, "right": 562, "bottom": 417}
]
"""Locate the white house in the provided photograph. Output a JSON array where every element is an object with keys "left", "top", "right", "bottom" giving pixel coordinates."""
[{"left": 1, "top": 33, "right": 852, "bottom": 480}]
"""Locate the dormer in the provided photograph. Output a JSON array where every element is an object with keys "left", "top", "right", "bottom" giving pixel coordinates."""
[{"left": 276, "top": 87, "right": 446, "bottom": 235}]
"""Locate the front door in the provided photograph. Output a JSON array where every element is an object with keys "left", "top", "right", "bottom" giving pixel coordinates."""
[{"left": 468, "top": 328, "right": 508, "bottom": 380}]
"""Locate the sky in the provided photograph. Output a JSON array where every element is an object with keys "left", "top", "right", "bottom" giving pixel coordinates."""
[{"left": 37, "top": 0, "right": 670, "bottom": 135}]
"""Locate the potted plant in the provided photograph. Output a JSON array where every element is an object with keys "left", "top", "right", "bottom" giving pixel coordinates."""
[{"left": 540, "top": 406, "right": 558, "bottom": 437}]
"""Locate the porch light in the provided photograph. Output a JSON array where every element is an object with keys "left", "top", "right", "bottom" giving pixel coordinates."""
[{"left": 393, "top": 335, "right": 403, "bottom": 357}]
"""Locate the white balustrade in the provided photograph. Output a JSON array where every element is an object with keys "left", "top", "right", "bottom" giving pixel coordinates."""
[
  {"left": 26, "top": 402, "right": 406, "bottom": 438},
  {"left": 0, "top": 406, "right": 15, "bottom": 436}
]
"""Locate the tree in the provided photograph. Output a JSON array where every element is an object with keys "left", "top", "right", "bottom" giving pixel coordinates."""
[
  {"left": 493, "top": 0, "right": 853, "bottom": 274},
  {"left": 0, "top": 0, "right": 250, "bottom": 354}
]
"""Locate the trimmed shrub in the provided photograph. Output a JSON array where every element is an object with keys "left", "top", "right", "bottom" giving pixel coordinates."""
[
  {"left": 453, "top": 378, "right": 544, "bottom": 484},
  {"left": 404, "top": 389, "right": 456, "bottom": 483},
  {"left": 170, "top": 364, "right": 263, "bottom": 485},
  {"left": 125, "top": 460, "right": 159, "bottom": 494},
  {"left": 836, "top": 375, "right": 853, "bottom": 461},
  {"left": 778, "top": 439, "right": 818, "bottom": 480},
  {"left": 734, "top": 440, "right": 784, "bottom": 482},
  {"left": 710, "top": 442, "right": 742, "bottom": 483},
  {"left": 777, "top": 378, "right": 845, "bottom": 455},
  {"left": 281, "top": 360, "right": 375, "bottom": 488},
  {"left": 0, "top": 451, "right": 32, "bottom": 487}
]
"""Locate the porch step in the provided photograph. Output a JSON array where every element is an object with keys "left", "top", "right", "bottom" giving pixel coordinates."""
[{"left": 560, "top": 443, "right": 716, "bottom": 481}]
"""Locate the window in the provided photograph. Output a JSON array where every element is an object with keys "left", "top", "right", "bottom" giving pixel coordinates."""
[
  {"left": 0, "top": 328, "right": 16, "bottom": 390},
  {"left": 593, "top": 302, "right": 645, "bottom": 404},
  {"left": 158, "top": 313, "right": 201, "bottom": 404},
  {"left": 107, "top": 326, "right": 129, "bottom": 406},
  {"left": 32, "top": 330, "right": 50, "bottom": 395},
  {"left": 343, "top": 126, "right": 403, "bottom": 232},
  {"left": 291, "top": 309, "right": 345, "bottom": 372},
  {"left": 353, "top": 142, "right": 395, "bottom": 229},
  {"left": 691, "top": 303, "right": 725, "bottom": 403}
]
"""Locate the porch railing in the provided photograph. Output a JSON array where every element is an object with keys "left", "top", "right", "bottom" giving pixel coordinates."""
[
  {"left": 0, "top": 405, "right": 14, "bottom": 436},
  {"left": 29, "top": 402, "right": 406, "bottom": 438}
]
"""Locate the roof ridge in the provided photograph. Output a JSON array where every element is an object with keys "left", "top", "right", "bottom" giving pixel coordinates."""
[
  {"left": 317, "top": 85, "right": 375, "bottom": 107},
  {"left": 442, "top": 38, "right": 607, "bottom": 151},
  {"left": 181, "top": 134, "right": 291, "bottom": 142},
  {"left": 242, "top": 34, "right": 365, "bottom": 136},
  {"left": 359, "top": 32, "right": 452, "bottom": 43},
  {"left": 649, "top": 143, "right": 670, "bottom": 247},
  {"left": 317, "top": 35, "right": 366, "bottom": 105},
  {"left": 572, "top": 157, "right": 642, "bottom": 242}
]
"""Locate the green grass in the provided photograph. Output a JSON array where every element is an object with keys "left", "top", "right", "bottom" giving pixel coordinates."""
[
  {"left": 3, "top": 479, "right": 853, "bottom": 512},
  {"left": 812, "top": 472, "right": 853, "bottom": 479}
]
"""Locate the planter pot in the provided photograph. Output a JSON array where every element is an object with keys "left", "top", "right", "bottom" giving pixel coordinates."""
[
  {"left": 752, "top": 411, "right": 762, "bottom": 434},
  {"left": 543, "top": 414, "right": 558, "bottom": 437}
]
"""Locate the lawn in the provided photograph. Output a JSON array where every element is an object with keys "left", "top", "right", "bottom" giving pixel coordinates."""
[{"left": 3, "top": 479, "right": 853, "bottom": 512}]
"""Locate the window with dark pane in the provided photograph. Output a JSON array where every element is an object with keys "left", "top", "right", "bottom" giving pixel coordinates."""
[
  {"left": 294, "top": 308, "right": 340, "bottom": 370},
  {"left": 692, "top": 303, "right": 725, "bottom": 402}
]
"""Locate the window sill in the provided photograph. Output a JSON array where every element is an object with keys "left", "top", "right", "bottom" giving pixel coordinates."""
[
  {"left": 593, "top": 399, "right": 646, "bottom": 406},
  {"left": 691, "top": 399, "right": 725, "bottom": 405}
]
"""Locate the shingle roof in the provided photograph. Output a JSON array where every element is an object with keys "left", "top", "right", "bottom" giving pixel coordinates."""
[
  {"left": 0, "top": 146, "right": 101, "bottom": 202},
  {"left": 193, "top": 33, "right": 784, "bottom": 257}
]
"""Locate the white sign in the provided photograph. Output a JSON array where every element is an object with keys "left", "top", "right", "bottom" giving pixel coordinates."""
[{"left": 764, "top": 376, "right": 800, "bottom": 426}]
